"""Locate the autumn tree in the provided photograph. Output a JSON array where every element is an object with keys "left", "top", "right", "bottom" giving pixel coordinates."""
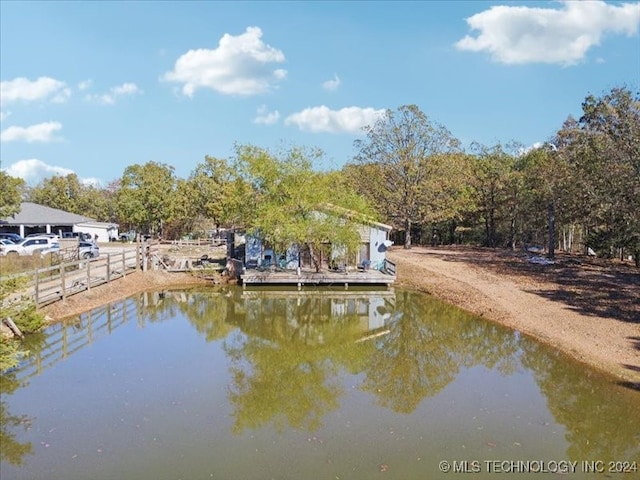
[
  {"left": 351, "top": 105, "right": 461, "bottom": 248},
  {"left": 467, "top": 143, "right": 518, "bottom": 248},
  {"left": 571, "top": 86, "right": 640, "bottom": 264},
  {"left": 115, "top": 161, "right": 177, "bottom": 236},
  {"left": 0, "top": 172, "right": 24, "bottom": 218}
]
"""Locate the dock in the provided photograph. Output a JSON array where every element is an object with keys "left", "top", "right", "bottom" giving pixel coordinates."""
[{"left": 240, "top": 267, "right": 396, "bottom": 288}]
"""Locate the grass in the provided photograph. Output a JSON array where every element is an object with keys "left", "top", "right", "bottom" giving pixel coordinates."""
[{"left": 0, "top": 254, "right": 60, "bottom": 277}]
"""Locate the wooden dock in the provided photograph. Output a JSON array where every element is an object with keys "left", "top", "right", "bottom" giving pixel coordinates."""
[{"left": 241, "top": 267, "right": 395, "bottom": 288}]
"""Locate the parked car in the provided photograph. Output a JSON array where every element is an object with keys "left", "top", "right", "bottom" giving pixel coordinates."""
[
  {"left": 1, "top": 236, "right": 58, "bottom": 256},
  {"left": 40, "top": 241, "right": 100, "bottom": 259},
  {"left": 26, "top": 232, "right": 59, "bottom": 239},
  {"left": 61, "top": 231, "right": 92, "bottom": 241},
  {"left": 39, "top": 243, "right": 60, "bottom": 257},
  {"left": 79, "top": 241, "right": 100, "bottom": 259},
  {"left": 0, "top": 239, "right": 16, "bottom": 246},
  {"left": 119, "top": 230, "right": 136, "bottom": 242},
  {"left": 0, "top": 232, "right": 24, "bottom": 243}
]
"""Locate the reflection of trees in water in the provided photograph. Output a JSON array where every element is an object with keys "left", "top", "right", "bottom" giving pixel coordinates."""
[
  {"left": 521, "top": 343, "right": 640, "bottom": 463},
  {"left": 135, "top": 288, "right": 237, "bottom": 342},
  {"left": 219, "top": 289, "right": 523, "bottom": 432},
  {"left": 361, "top": 291, "right": 520, "bottom": 413},
  {"left": 168, "top": 288, "right": 237, "bottom": 342},
  {"left": 225, "top": 333, "right": 342, "bottom": 433},
  {"left": 1, "top": 331, "right": 48, "bottom": 466},
  {"left": 223, "top": 292, "right": 376, "bottom": 433},
  {"left": 0, "top": 373, "right": 33, "bottom": 466}
]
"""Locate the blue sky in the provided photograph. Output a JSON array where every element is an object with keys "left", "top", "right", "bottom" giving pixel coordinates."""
[{"left": 1, "top": 0, "right": 639, "bottom": 186}]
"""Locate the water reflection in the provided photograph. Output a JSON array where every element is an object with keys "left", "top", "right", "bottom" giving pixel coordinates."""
[
  {"left": 0, "top": 373, "right": 33, "bottom": 466},
  {"left": 521, "top": 342, "right": 640, "bottom": 463},
  {"left": 225, "top": 289, "right": 392, "bottom": 432},
  {"left": 1, "top": 287, "right": 639, "bottom": 478},
  {"left": 361, "top": 290, "right": 520, "bottom": 413}
]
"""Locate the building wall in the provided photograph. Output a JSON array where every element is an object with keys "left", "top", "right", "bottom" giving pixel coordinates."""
[
  {"left": 244, "top": 224, "right": 391, "bottom": 270},
  {"left": 73, "top": 225, "right": 118, "bottom": 243},
  {"left": 369, "top": 226, "right": 390, "bottom": 267}
]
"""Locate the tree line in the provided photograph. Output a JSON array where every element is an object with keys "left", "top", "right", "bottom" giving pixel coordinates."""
[{"left": 1, "top": 85, "right": 638, "bottom": 265}]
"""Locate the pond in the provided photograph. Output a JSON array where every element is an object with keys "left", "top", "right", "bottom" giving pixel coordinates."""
[{"left": 1, "top": 287, "right": 639, "bottom": 479}]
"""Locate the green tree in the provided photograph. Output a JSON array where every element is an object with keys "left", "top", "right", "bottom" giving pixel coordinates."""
[
  {"left": 570, "top": 86, "right": 640, "bottom": 264},
  {"left": 168, "top": 156, "right": 245, "bottom": 237},
  {"left": 0, "top": 172, "right": 24, "bottom": 218},
  {"left": 189, "top": 156, "right": 237, "bottom": 227},
  {"left": 0, "top": 277, "right": 46, "bottom": 372},
  {"left": 516, "top": 141, "right": 575, "bottom": 258},
  {"left": 352, "top": 105, "right": 461, "bottom": 248},
  {"left": 468, "top": 143, "right": 516, "bottom": 248},
  {"left": 27, "top": 174, "right": 110, "bottom": 221},
  {"left": 232, "top": 144, "right": 372, "bottom": 271},
  {"left": 115, "top": 161, "right": 177, "bottom": 236}
]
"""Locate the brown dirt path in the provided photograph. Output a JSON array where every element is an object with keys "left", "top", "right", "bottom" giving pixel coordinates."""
[{"left": 388, "top": 246, "right": 640, "bottom": 387}]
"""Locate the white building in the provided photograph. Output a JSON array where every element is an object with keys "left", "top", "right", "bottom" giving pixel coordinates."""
[
  {"left": 0, "top": 202, "right": 118, "bottom": 242},
  {"left": 74, "top": 222, "right": 119, "bottom": 243}
]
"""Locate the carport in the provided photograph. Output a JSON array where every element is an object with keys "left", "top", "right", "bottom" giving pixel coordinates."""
[{"left": 0, "top": 202, "right": 95, "bottom": 238}]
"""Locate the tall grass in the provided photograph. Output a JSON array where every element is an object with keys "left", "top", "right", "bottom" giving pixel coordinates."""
[{"left": 0, "top": 254, "right": 59, "bottom": 277}]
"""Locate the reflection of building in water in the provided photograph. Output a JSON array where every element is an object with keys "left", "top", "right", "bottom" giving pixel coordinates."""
[
  {"left": 239, "top": 289, "right": 399, "bottom": 343},
  {"left": 329, "top": 295, "right": 391, "bottom": 331}
]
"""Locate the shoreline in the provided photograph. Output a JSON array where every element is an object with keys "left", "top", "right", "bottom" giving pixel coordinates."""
[
  {"left": 38, "top": 247, "right": 640, "bottom": 387},
  {"left": 387, "top": 246, "right": 640, "bottom": 388}
]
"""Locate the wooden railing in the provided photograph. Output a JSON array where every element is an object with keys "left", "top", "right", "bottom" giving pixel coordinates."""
[
  {"left": 160, "top": 237, "right": 226, "bottom": 247},
  {"left": 2, "top": 249, "right": 139, "bottom": 307}
]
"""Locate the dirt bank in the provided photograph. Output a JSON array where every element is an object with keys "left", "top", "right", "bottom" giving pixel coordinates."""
[
  {"left": 41, "top": 270, "right": 214, "bottom": 321},
  {"left": 388, "top": 246, "right": 640, "bottom": 387}
]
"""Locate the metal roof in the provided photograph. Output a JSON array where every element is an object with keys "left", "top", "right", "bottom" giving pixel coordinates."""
[
  {"left": 0, "top": 202, "right": 95, "bottom": 226},
  {"left": 75, "top": 221, "right": 118, "bottom": 229}
]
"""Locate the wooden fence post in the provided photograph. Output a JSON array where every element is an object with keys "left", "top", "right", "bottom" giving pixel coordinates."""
[
  {"left": 60, "top": 264, "right": 66, "bottom": 301},
  {"left": 86, "top": 258, "right": 91, "bottom": 291},
  {"left": 34, "top": 269, "right": 40, "bottom": 306},
  {"left": 122, "top": 250, "right": 126, "bottom": 277},
  {"left": 106, "top": 253, "right": 111, "bottom": 283}
]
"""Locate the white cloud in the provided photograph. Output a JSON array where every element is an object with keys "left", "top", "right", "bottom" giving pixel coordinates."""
[
  {"left": 78, "top": 79, "right": 93, "bottom": 91},
  {"left": 162, "top": 26, "right": 287, "bottom": 97},
  {"left": 3, "top": 159, "right": 102, "bottom": 186},
  {"left": 253, "top": 105, "right": 280, "bottom": 125},
  {"left": 2, "top": 159, "right": 74, "bottom": 184},
  {"left": 0, "top": 77, "right": 71, "bottom": 105},
  {"left": 85, "top": 82, "right": 142, "bottom": 105},
  {"left": 455, "top": 1, "right": 640, "bottom": 66},
  {"left": 1, "top": 121, "right": 63, "bottom": 143},
  {"left": 322, "top": 74, "right": 341, "bottom": 91},
  {"left": 285, "top": 106, "right": 385, "bottom": 134}
]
